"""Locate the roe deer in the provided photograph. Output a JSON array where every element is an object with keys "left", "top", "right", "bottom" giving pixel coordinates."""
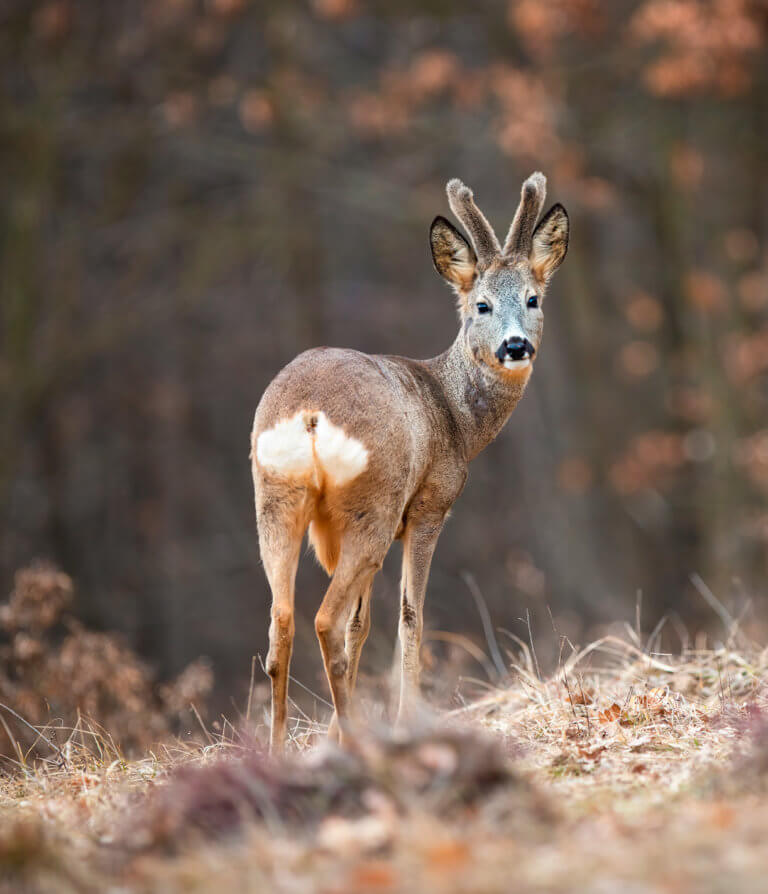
[{"left": 251, "top": 172, "right": 569, "bottom": 751}]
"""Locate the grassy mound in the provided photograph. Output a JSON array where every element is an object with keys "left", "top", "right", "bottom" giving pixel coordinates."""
[{"left": 0, "top": 629, "right": 767, "bottom": 892}]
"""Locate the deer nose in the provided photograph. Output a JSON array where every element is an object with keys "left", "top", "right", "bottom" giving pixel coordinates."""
[{"left": 496, "top": 337, "right": 535, "bottom": 362}]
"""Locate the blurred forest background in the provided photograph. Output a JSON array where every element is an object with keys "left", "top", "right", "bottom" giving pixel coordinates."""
[{"left": 1, "top": 0, "right": 767, "bottom": 709}]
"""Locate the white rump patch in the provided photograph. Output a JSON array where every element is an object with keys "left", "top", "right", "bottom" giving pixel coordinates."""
[
  {"left": 314, "top": 413, "right": 369, "bottom": 485},
  {"left": 255, "top": 411, "right": 368, "bottom": 486},
  {"left": 255, "top": 412, "right": 315, "bottom": 477}
]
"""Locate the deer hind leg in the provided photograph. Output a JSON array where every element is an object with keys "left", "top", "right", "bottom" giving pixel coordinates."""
[
  {"left": 315, "top": 540, "right": 382, "bottom": 747},
  {"left": 327, "top": 584, "right": 373, "bottom": 743},
  {"left": 396, "top": 518, "right": 443, "bottom": 728},
  {"left": 255, "top": 483, "right": 309, "bottom": 754},
  {"left": 346, "top": 587, "right": 373, "bottom": 694}
]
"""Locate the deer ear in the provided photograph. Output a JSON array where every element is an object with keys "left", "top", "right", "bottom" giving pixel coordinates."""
[
  {"left": 430, "top": 216, "right": 477, "bottom": 291},
  {"left": 530, "top": 203, "right": 569, "bottom": 283}
]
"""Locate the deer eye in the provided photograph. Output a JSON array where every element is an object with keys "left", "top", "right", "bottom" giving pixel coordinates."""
[
  {"left": 527, "top": 295, "right": 539, "bottom": 309},
  {"left": 476, "top": 302, "right": 491, "bottom": 314}
]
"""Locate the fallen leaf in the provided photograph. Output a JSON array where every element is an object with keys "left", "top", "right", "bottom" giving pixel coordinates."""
[
  {"left": 348, "top": 860, "right": 398, "bottom": 890},
  {"left": 570, "top": 687, "right": 595, "bottom": 706},
  {"left": 577, "top": 744, "right": 606, "bottom": 761},
  {"left": 709, "top": 803, "right": 736, "bottom": 829},
  {"left": 599, "top": 703, "right": 622, "bottom": 723},
  {"left": 423, "top": 840, "right": 470, "bottom": 871}
]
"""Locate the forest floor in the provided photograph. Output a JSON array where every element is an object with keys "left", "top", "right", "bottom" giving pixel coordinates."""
[{"left": 1, "top": 630, "right": 768, "bottom": 893}]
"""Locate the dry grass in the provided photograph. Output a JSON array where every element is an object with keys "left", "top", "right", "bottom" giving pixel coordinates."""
[{"left": 1, "top": 627, "right": 767, "bottom": 893}]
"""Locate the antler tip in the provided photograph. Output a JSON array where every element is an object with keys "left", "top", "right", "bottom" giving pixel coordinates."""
[
  {"left": 444, "top": 178, "right": 501, "bottom": 264},
  {"left": 446, "top": 178, "right": 471, "bottom": 201},
  {"left": 522, "top": 171, "right": 546, "bottom": 195},
  {"left": 502, "top": 171, "right": 548, "bottom": 258}
]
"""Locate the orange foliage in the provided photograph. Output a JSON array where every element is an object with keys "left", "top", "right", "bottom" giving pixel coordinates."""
[
  {"left": 239, "top": 89, "right": 275, "bottom": 133},
  {"left": 669, "top": 143, "right": 705, "bottom": 190},
  {"left": 724, "top": 228, "right": 759, "bottom": 263},
  {"left": 625, "top": 291, "right": 665, "bottom": 332},
  {"left": 313, "top": 0, "right": 358, "bottom": 21},
  {"left": 609, "top": 431, "right": 686, "bottom": 494},
  {"left": 733, "top": 431, "right": 768, "bottom": 492},
  {"left": 725, "top": 330, "right": 768, "bottom": 383},
  {"left": 738, "top": 272, "right": 768, "bottom": 311},
  {"left": 684, "top": 270, "right": 728, "bottom": 313},
  {"left": 618, "top": 340, "right": 660, "bottom": 378},
  {"left": 491, "top": 65, "right": 561, "bottom": 162},
  {"left": 630, "top": 0, "right": 765, "bottom": 97},
  {"left": 508, "top": 0, "right": 606, "bottom": 57},
  {"left": 557, "top": 456, "right": 594, "bottom": 494}
]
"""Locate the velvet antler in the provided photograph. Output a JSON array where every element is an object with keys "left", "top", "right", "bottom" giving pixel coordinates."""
[
  {"left": 446, "top": 179, "right": 501, "bottom": 269},
  {"left": 502, "top": 171, "right": 547, "bottom": 259}
]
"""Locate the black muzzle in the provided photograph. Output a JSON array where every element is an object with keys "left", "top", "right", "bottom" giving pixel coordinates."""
[{"left": 496, "top": 336, "right": 535, "bottom": 363}]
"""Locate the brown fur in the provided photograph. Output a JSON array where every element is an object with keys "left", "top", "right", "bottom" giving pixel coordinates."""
[
  {"left": 308, "top": 506, "right": 341, "bottom": 574},
  {"left": 252, "top": 174, "right": 569, "bottom": 752}
]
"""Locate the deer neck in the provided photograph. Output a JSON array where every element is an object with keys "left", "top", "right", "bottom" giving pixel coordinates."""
[{"left": 427, "top": 331, "right": 530, "bottom": 461}]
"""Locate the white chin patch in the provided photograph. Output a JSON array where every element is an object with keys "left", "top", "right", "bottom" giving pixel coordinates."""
[{"left": 502, "top": 358, "right": 531, "bottom": 371}]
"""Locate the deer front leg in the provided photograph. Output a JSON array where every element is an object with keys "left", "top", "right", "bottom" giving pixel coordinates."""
[{"left": 396, "top": 519, "right": 442, "bottom": 728}]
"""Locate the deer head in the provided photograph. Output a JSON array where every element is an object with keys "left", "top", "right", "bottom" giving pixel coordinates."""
[{"left": 430, "top": 172, "right": 569, "bottom": 375}]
